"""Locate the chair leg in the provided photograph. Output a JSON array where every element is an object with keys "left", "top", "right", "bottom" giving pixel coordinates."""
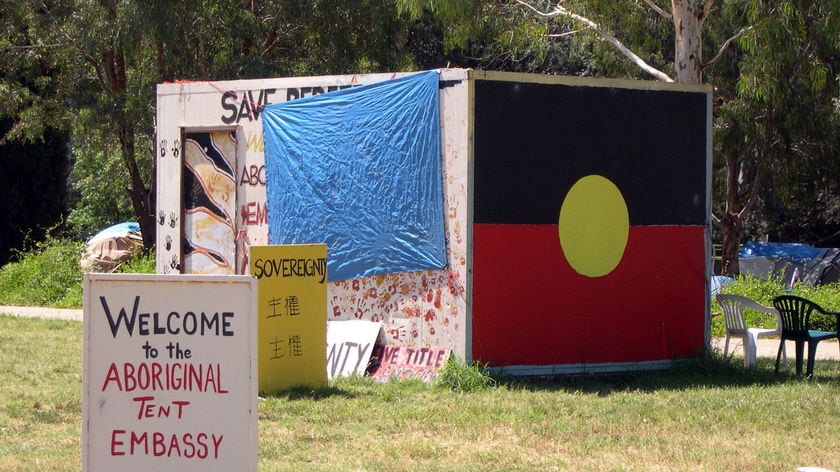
[
  {"left": 745, "top": 333, "right": 757, "bottom": 369},
  {"left": 724, "top": 334, "right": 731, "bottom": 358},
  {"left": 781, "top": 341, "right": 788, "bottom": 370},
  {"left": 775, "top": 340, "right": 784, "bottom": 373},
  {"left": 795, "top": 341, "right": 805, "bottom": 376},
  {"left": 806, "top": 340, "right": 821, "bottom": 378}
]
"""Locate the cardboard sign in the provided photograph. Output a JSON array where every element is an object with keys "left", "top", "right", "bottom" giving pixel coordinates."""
[
  {"left": 251, "top": 244, "right": 327, "bottom": 393},
  {"left": 82, "top": 274, "right": 257, "bottom": 472},
  {"left": 370, "top": 344, "right": 451, "bottom": 383},
  {"left": 326, "top": 320, "right": 381, "bottom": 380}
]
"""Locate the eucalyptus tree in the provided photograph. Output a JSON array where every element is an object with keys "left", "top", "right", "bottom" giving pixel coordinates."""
[
  {"left": 716, "top": 1, "right": 840, "bottom": 269},
  {"left": 2, "top": 0, "right": 417, "bottom": 251},
  {"left": 0, "top": 0, "right": 162, "bottom": 248}
]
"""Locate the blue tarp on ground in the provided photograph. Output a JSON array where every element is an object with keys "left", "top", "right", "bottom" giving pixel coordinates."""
[{"left": 262, "top": 70, "right": 446, "bottom": 281}]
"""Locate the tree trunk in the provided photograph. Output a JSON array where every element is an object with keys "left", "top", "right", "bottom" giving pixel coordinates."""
[
  {"left": 671, "top": 0, "right": 704, "bottom": 84},
  {"left": 718, "top": 143, "right": 758, "bottom": 277},
  {"left": 102, "top": 17, "right": 156, "bottom": 251},
  {"left": 716, "top": 102, "right": 773, "bottom": 276},
  {"left": 719, "top": 211, "right": 742, "bottom": 276},
  {"left": 117, "top": 124, "right": 155, "bottom": 250}
]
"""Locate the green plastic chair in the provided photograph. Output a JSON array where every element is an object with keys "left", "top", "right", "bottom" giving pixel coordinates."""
[{"left": 772, "top": 295, "right": 840, "bottom": 377}]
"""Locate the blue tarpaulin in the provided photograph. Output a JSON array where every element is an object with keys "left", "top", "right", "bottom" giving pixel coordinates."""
[
  {"left": 86, "top": 221, "right": 141, "bottom": 245},
  {"left": 739, "top": 241, "right": 823, "bottom": 264},
  {"left": 262, "top": 70, "right": 446, "bottom": 281}
]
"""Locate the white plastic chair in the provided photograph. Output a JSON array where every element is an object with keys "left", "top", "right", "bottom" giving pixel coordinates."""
[{"left": 716, "top": 294, "right": 787, "bottom": 369}]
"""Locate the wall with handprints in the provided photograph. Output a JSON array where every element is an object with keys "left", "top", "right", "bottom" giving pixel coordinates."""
[{"left": 156, "top": 71, "right": 471, "bottom": 359}]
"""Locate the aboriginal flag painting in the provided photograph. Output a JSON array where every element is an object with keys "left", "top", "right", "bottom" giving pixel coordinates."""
[
  {"left": 470, "top": 79, "right": 710, "bottom": 367},
  {"left": 182, "top": 130, "right": 237, "bottom": 275}
]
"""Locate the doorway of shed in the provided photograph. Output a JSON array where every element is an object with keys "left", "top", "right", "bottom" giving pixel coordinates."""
[{"left": 181, "top": 129, "right": 239, "bottom": 274}]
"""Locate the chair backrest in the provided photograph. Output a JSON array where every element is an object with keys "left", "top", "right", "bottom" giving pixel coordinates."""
[
  {"left": 717, "top": 294, "right": 780, "bottom": 333},
  {"left": 772, "top": 295, "right": 822, "bottom": 334},
  {"left": 716, "top": 294, "right": 749, "bottom": 332}
]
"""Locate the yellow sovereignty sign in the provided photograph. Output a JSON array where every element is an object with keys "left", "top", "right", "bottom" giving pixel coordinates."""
[{"left": 250, "top": 244, "right": 327, "bottom": 393}]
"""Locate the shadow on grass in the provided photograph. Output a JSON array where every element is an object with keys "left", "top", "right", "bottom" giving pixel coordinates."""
[
  {"left": 493, "top": 354, "right": 840, "bottom": 396},
  {"left": 260, "top": 354, "right": 840, "bottom": 400},
  {"left": 263, "top": 385, "right": 359, "bottom": 401},
  {"left": 260, "top": 375, "right": 420, "bottom": 401}
]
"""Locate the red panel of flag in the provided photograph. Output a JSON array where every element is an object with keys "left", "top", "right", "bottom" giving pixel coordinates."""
[{"left": 472, "top": 224, "right": 707, "bottom": 366}]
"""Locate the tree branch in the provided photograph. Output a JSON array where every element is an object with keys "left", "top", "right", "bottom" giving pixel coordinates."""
[
  {"left": 702, "top": 0, "right": 716, "bottom": 21},
  {"left": 2, "top": 43, "right": 67, "bottom": 51},
  {"left": 702, "top": 26, "right": 751, "bottom": 70},
  {"left": 547, "top": 26, "right": 590, "bottom": 38},
  {"left": 515, "top": 0, "right": 674, "bottom": 82},
  {"left": 642, "top": 0, "right": 671, "bottom": 20},
  {"left": 55, "top": 27, "right": 110, "bottom": 95},
  {"left": 35, "top": 2, "right": 111, "bottom": 94}
]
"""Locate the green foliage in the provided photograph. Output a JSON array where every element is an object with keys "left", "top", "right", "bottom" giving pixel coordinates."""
[
  {"left": 714, "top": 0, "right": 840, "bottom": 244},
  {"left": 396, "top": 0, "right": 495, "bottom": 51},
  {"left": 0, "top": 238, "right": 83, "bottom": 308},
  {"left": 434, "top": 356, "right": 495, "bottom": 392},
  {"left": 397, "top": 0, "right": 598, "bottom": 74},
  {"left": 66, "top": 113, "right": 135, "bottom": 238},
  {"left": 0, "top": 228, "right": 151, "bottom": 309},
  {"left": 115, "top": 249, "right": 155, "bottom": 274}
]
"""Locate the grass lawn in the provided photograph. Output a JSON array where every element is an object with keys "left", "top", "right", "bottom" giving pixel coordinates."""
[{"left": 2, "top": 314, "right": 840, "bottom": 471}]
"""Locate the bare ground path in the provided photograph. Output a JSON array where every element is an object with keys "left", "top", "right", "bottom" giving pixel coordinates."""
[
  {"left": 711, "top": 336, "right": 839, "bottom": 360},
  {"left": 0, "top": 305, "right": 82, "bottom": 321}
]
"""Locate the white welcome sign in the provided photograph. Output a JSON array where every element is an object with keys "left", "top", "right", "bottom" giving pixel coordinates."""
[{"left": 82, "top": 274, "right": 257, "bottom": 472}]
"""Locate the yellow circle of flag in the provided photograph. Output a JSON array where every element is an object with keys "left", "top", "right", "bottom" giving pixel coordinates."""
[{"left": 558, "top": 174, "right": 629, "bottom": 277}]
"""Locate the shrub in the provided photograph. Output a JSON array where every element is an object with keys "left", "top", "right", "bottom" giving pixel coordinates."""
[
  {"left": 0, "top": 238, "right": 84, "bottom": 308},
  {"left": 434, "top": 356, "right": 495, "bottom": 392},
  {"left": 116, "top": 249, "right": 156, "bottom": 274}
]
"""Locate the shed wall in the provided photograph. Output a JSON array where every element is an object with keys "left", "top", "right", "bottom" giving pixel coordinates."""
[{"left": 156, "top": 70, "right": 471, "bottom": 359}]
